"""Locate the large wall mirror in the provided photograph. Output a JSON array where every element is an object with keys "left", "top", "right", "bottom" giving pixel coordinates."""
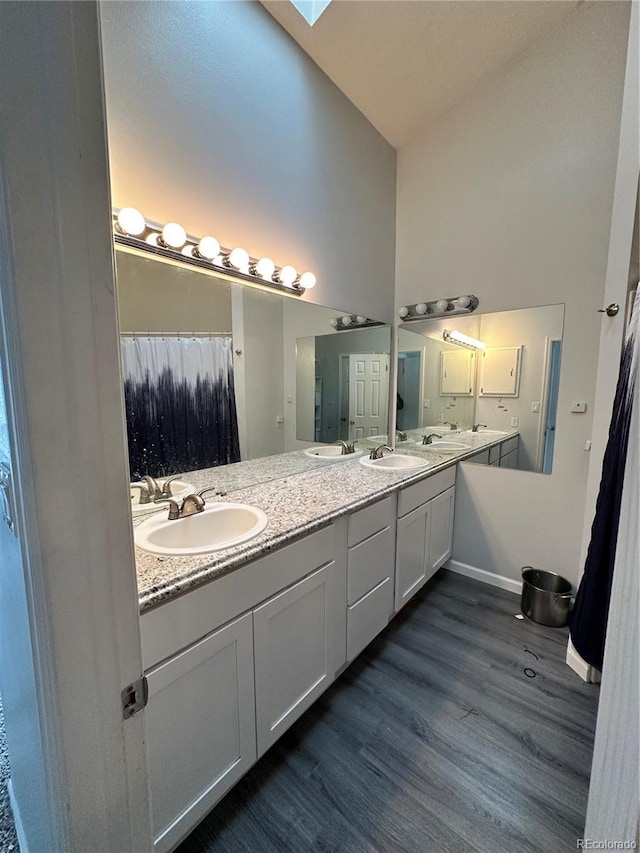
[
  {"left": 115, "top": 247, "right": 390, "bottom": 492},
  {"left": 397, "top": 304, "right": 565, "bottom": 474}
]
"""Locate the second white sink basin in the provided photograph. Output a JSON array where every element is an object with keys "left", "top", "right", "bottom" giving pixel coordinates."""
[
  {"left": 461, "top": 429, "right": 509, "bottom": 437},
  {"left": 419, "top": 441, "right": 471, "bottom": 453},
  {"left": 304, "top": 446, "right": 364, "bottom": 460},
  {"left": 360, "top": 454, "right": 431, "bottom": 471},
  {"left": 134, "top": 503, "right": 268, "bottom": 556}
]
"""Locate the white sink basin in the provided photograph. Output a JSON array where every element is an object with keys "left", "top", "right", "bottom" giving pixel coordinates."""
[
  {"left": 134, "top": 503, "right": 268, "bottom": 556},
  {"left": 365, "top": 434, "right": 391, "bottom": 446},
  {"left": 360, "top": 454, "right": 431, "bottom": 471},
  {"left": 304, "top": 446, "right": 364, "bottom": 460},
  {"left": 130, "top": 479, "right": 194, "bottom": 515},
  {"left": 418, "top": 441, "right": 471, "bottom": 453}
]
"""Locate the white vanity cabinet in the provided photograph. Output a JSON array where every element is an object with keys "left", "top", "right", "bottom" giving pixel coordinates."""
[
  {"left": 145, "top": 613, "right": 257, "bottom": 853},
  {"left": 254, "top": 559, "right": 344, "bottom": 755},
  {"left": 140, "top": 522, "right": 346, "bottom": 852},
  {"left": 395, "top": 467, "right": 456, "bottom": 611},
  {"left": 346, "top": 496, "right": 396, "bottom": 661}
]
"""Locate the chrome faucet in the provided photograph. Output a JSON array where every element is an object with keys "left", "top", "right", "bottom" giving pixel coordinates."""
[
  {"left": 132, "top": 474, "right": 183, "bottom": 504},
  {"left": 334, "top": 440, "right": 356, "bottom": 455},
  {"left": 155, "top": 493, "right": 206, "bottom": 521},
  {"left": 443, "top": 421, "right": 458, "bottom": 431},
  {"left": 396, "top": 430, "right": 408, "bottom": 442},
  {"left": 471, "top": 423, "right": 487, "bottom": 433},
  {"left": 422, "top": 433, "right": 442, "bottom": 445},
  {"left": 369, "top": 444, "right": 393, "bottom": 460}
]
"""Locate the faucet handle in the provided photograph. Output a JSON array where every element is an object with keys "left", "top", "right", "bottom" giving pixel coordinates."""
[{"left": 160, "top": 474, "right": 182, "bottom": 497}]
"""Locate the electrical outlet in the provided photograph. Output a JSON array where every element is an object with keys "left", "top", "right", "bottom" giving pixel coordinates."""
[
  {"left": 424, "top": 399, "right": 430, "bottom": 409},
  {"left": 531, "top": 402, "right": 540, "bottom": 413},
  {"left": 437, "top": 413, "right": 444, "bottom": 423},
  {"left": 510, "top": 416, "right": 519, "bottom": 427}
]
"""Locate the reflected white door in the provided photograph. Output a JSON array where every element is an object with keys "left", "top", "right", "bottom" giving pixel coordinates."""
[{"left": 348, "top": 354, "right": 389, "bottom": 440}]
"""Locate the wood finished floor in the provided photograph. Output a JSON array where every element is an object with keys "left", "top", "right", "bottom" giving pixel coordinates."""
[{"left": 177, "top": 571, "right": 599, "bottom": 853}]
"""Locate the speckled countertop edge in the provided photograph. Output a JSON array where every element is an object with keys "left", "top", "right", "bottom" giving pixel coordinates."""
[{"left": 135, "top": 431, "right": 518, "bottom": 613}]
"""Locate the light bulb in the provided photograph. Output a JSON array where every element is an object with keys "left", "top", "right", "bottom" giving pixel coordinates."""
[
  {"left": 116, "top": 207, "right": 146, "bottom": 236},
  {"left": 256, "top": 257, "right": 275, "bottom": 280},
  {"left": 341, "top": 315, "right": 352, "bottom": 326},
  {"left": 398, "top": 306, "right": 409, "bottom": 318},
  {"left": 161, "top": 222, "right": 187, "bottom": 249},
  {"left": 145, "top": 233, "right": 161, "bottom": 246},
  {"left": 456, "top": 295, "right": 471, "bottom": 309},
  {"left": 181, "top": 245, "right": 195, "bottom": 257},
  {"left": 435, "top": 299, "right": 449, "bottom": 312},
  {"left": 197, "top": 236, "right": 220, "bottom": 260},
  {"left": 416, "top": 303, "right": 428, "bottom": 315},
  {"left": 229, "top": 247, "right": 250, "bottom": 269},
  {"left": 329, "top": 318, "right": 338, "bottom": 328},
  {"left": 300, "top": 271, "right": 316, "bottom": 290},
  {"left": 356, "top": 316, "right": 366, "bottom": 325},
  {"left": 279, "top": 265, "right": 297, "bottom": 286}
]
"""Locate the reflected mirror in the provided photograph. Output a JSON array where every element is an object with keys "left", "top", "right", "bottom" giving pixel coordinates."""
[
  {"left": 397, "top": 304, "right": 564, "bottom": 473},
  {"left": 296, "top": 327, "right": 391, "bottom": 443},
  {"left": 115, "top": 247, "right": 390, "bottom": 492}
]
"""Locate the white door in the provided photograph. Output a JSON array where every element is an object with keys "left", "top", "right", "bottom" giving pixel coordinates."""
[
  {"left": 428, "top": 487, "right": 455, "bottom": 577},
  {"left": 395, "top": 502, "right": 430, "bottom": 611},
  {"left": 145, "top": 613, "right": 256, "bottom": 853},
  {"left": 253, "top": 563, "right": 341, "bottom": 756},
  {"left": 348, "top": 353, "right": 390, "bottom": 440}
]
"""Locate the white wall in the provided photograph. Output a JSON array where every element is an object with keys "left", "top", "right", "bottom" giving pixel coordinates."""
[
  {"left": 100, "top": 0, "right": 396, "bottom": 324},
  {"left": 395, "top": 1, "right": 631, "bottom": 586}
]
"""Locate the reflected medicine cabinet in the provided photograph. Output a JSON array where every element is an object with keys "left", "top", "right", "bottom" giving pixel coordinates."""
[
  {"left": 478, "top": 346, "right": 522, "bottom": 397},
  {"left": 440, "top": 350, "right": 476, "bottom": 396}
]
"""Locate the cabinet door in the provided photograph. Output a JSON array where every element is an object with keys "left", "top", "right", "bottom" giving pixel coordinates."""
[
  {"left": 479, "top": 347, "right": 522, "bottom": 396},
  {"left": 500, "top": 449, "right": 518, "bottom": 469},
  {"left": 428, "top": 486, "right": 455, "bottom": 577},
  {"left": 440, "top": 350, "right": 475, "bottom": 396},
  {"left": 253, "top": 562, "right": 341, "bottom": 756},
  {"left": 395, "top": 502, "right": 430, "bottom": 612},
  {"left": 145, "top": 613, "right": 256, "bottom": 853}
]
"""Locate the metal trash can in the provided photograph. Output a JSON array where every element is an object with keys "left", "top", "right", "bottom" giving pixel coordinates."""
[{"left": 520, "top": 567, "right": 573, "bottom": 627}]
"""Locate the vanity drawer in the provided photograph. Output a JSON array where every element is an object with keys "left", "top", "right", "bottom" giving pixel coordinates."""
[
  {"left": 397, "top": 466, "right": 456, "bottom": 518},
  {"left": 466, "top": 449, "right": 490, "bottom": 465},
  {"left": 347, "top": 525, "right": 395, "bottom": 605},
  {"left": 488, "top": 444, "right": 501, "bottom": 465},
  {"left": 141, "top": 524, "right": 338, "bottom": 670},
  {"left": 347, "top": 577, "right": 393, "bottom": 661},
  {"left": 348, "top": 495, "right": 395, "bottom": 547},
  {"left": 500, "top": 436, "right": 519, "bottom": 458}
]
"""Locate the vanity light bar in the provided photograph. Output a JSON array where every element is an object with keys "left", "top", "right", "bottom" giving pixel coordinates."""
[
  {"left": 112, "top": 208, "right": 316, "bottom": 297},
  {"left": 398, "top": 295, "right": 479, "bottom": 322},
  {"left": 329, "top": 314, "right": 384, "bottom": 331},
  {"left": 443, "top": 329, "right": 486, "bottom": 350}
]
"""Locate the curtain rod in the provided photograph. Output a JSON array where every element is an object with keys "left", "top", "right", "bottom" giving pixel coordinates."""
[{"left": 120, "top": 331, "right": 232, "bottom": 338}]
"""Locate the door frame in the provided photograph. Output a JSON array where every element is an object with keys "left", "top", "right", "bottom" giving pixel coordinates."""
[
  {"left": 537, "top": 336, "right": 562, "bottom": 473},
  {"left": 0, "top": 3, "right": 152, "bottom": 850}
]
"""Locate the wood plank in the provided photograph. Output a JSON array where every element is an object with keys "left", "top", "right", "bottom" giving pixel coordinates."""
[{"left": 176, "top": 572, "right": 599, "bottom": 853}]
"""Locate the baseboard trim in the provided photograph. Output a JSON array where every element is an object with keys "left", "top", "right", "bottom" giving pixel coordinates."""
[
  {"left": 566, "top": 638, "right": 601, "bottom": 684},
  {"left": 445, "top": 559, "right": 523, "bottom": 595},
  {"left": 8, "top": 778, "right": 28, "bottom": 853}
]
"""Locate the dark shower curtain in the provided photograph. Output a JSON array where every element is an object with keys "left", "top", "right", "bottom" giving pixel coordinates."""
[{"left": 121, "top": 335, "right": 241, "bottom": 480}]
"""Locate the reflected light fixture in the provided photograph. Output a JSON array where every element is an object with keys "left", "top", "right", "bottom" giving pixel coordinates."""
[
  {"left": 112, "top": 208, "right": 316, "bottom": 296},
  {"left": 398, "top": 295, "right": 479, "bottom": 322},
  {"left": 443, "top": 329, "right": 486, "bottom": 350},
  {"left": 329, "top": 314, "right": 384, "bottom": 331}
]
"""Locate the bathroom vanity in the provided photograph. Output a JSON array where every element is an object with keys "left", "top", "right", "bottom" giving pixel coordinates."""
[{"left": 135, "top": 432, "right": 515, "bottom": 852}]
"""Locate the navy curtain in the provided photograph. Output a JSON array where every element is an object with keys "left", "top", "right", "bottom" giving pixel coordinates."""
[
  {"left": 121, "top": 335, "right": 241, "bottom": 480},
  {"left": 570, "top": 293, "right": 638, "bottom": 671}
]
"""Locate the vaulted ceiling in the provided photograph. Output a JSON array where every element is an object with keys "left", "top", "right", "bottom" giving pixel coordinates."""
[{"left": 260, "top": 0, "right": 580, "bottom": 148}]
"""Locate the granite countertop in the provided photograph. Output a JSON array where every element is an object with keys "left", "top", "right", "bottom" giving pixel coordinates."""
[{"left": 135, "top": 430, "right": 518, "bottom": 613}]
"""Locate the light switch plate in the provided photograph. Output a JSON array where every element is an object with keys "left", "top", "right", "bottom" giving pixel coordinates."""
[
  {"left": 531, "top": 402, "right": 540, "bottom": 413},
  {"left": 510, "top": 416, "right": 519, "bottom": 427}
]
